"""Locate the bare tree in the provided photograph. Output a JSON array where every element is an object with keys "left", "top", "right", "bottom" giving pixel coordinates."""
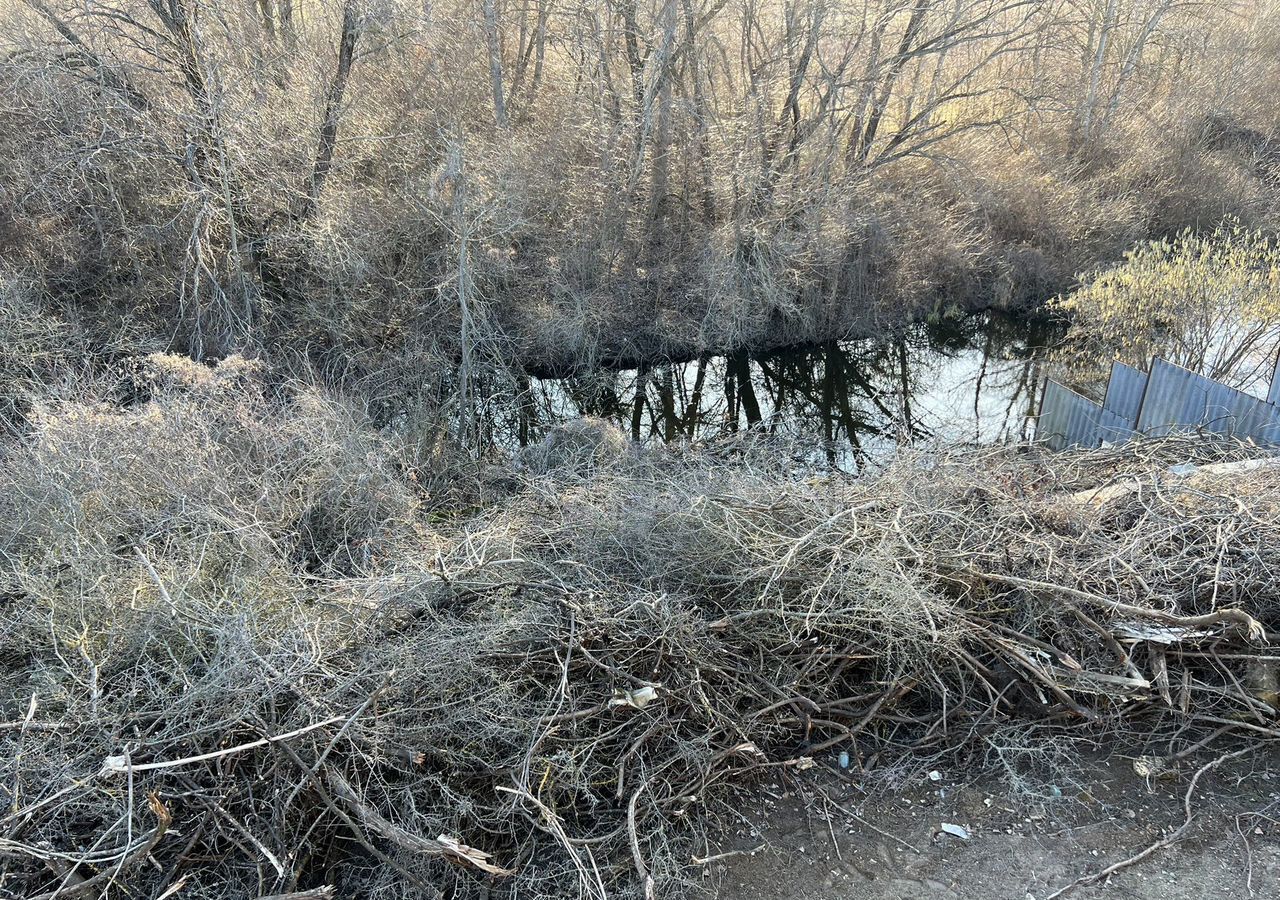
[
  {"left": 300, "top": 0, "right": 362, "bottom": 222},
  {"left": 482, "top": 0, "right": 510, "bottom": 127}
]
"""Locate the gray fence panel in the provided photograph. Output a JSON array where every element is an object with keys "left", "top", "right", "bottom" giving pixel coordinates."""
[
  {"left": 1270, "top": 356, "right": 1280, "bottom": 406},
  {"left": 1102, "top": 361, "right": 1147, "bottom": 426},
  {"left": 1037, "top": 381, "right": 1134, "bottom": 450},
  {"left": 1197, "top": 374, "right": 1250, "bottom": 437},
  {"left": 1235, "top": 387, "right": 1280, "bottom": 444},
  {"left": 1136, "top": 357, "right": 1280, "bottom": 445},
  {"left": 1042, "top": 356, "right": 1280, "bottom": 453},
  {"left": 1036, "top": 381, "right": 1071, "bottom": 451},
  {"left": 1137, "top": 358, "right": 1209, "bottom": 437}
]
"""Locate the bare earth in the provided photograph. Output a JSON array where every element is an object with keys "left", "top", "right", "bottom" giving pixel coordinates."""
[{"left": 706, "top": 745, "right": 1280, "bottom": 900}]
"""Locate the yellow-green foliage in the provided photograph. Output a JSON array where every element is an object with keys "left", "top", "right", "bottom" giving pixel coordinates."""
[{"left": 1055, "top": 222, "right": 1280, "bottom": 390}]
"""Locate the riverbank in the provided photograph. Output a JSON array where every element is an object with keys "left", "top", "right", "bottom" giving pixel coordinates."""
[
  {"left": 2, "top": 359, "right": 1276, "bottom": 898},
  {"left": 511, "top": 288, "right": 1050, "bottom": 380}
]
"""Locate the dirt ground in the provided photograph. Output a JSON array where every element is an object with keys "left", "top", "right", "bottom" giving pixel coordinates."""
[{"left": 704, "top": 743, "right": 1280, "bottom": 900}]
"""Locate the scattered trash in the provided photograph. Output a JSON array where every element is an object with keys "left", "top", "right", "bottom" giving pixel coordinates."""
[
  {"left": 1167, "top": 462, "right": 1198, "bottom": 477},
  {"left": 614, "top": 684, "right": 659, "bottom": 709},
  {"left": 939, "top": 823, "right": 971, "bottom": 840},
  {"left": 928, "top": 770, "right": 943, "bottom": 782},
  {"left": 838, "top": 751, "right": 850, "bottom": 769}
]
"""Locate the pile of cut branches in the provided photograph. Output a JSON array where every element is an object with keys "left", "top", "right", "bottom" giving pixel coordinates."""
[{"left": 1, "top": 368, "right": 1277, "bottom": 898}]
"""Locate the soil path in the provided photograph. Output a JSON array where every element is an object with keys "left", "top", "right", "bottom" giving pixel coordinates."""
[{"left": 708, "top": 746, "right": 1280, "bottom": 899}]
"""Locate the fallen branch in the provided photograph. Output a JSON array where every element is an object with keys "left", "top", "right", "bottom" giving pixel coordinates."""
[
  {"left": 324, "top": 768, "right": 514, "bottom": 877},
  {"left": 100, "top": 717, "right": 345, "bottom": 775},
  {"left": 1044, "top": 815, "right": 1195, "bottom": 899},
  {"left": 691, "top": 844, "right": 765, "bottom": 865},
  {"left": 967, "top": 571, "right": 1266, "bottom": 642}
]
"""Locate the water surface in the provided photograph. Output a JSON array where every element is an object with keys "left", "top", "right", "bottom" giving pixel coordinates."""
[{"left": 516, "top": 313, "right": 1057, "bottom": 469}]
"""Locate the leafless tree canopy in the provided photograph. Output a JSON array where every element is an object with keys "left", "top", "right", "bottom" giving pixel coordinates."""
[{"left": 1, "top": 0, "right": 1279, "bottom": 378}]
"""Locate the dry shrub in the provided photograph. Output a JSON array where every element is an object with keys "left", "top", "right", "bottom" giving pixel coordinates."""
[
  {"left": 0, "top": 274, "right": 81, "bottom": 426},
  {"left": 0, "top": 353, "right": 420, "bottom": 620},
  {"left": 1053, "top": 221, "right": 1280, "bottom": 391},
  {"left": 518, "top": 417, "right": 630, "bottom": 476}
]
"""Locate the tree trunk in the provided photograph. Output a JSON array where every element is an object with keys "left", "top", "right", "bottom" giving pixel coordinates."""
[
  {"left": 299, "top": 0, "right": 360, "bottom": 222},
  {"left": 1081, "top": 0, "right": 1118, "bottom": 141},
  {"left": 482, "top": 0, "right": 510, "bottom": 128}
]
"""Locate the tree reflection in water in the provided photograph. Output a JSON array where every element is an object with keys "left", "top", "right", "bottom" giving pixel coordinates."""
[{"left": 519, "top": 313, "right": 1058, "bottom": 470}]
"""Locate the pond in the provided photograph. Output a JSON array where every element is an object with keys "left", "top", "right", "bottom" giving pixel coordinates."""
[{"left": 512, "top": 312, "right": 1060, "bottom": 469}]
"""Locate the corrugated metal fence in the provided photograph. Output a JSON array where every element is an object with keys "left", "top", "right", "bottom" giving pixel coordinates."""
[
  {"left": 1037, "top": 380, "right": 1136, "bottom": 450},
  {"left": 1102, "top": 361, "right": 1147, "bottom": 423},
  {"left": 1037, "top": 355, "right": 1280, "bottom": 451}
]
